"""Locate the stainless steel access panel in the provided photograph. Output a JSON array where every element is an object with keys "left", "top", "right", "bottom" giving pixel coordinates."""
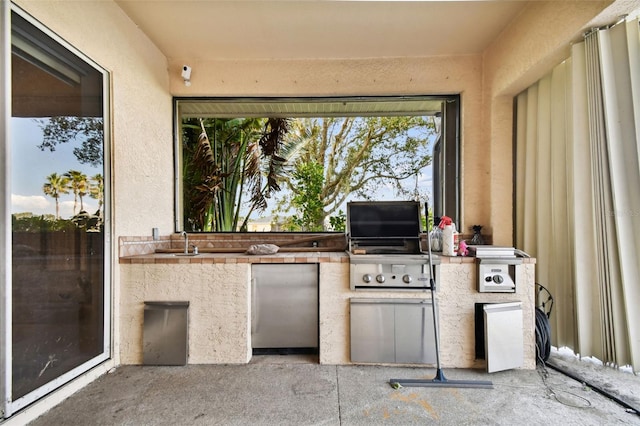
[
  {"left": 251, "top": 264, "right": 318, "bottom": 350},
  {"left": 350, "top": 298, "right": 436, "bottom": 364},
  {"left": 484, "top": 302, "right": 523, "bottom": 372},
  {"left": 143, "top": 301, "right": 189, "bottom": 365}
]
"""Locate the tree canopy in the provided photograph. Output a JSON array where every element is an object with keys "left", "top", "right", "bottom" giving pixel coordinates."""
[
  {"left": 37, "top": 117, "right": 104, "bottom": 167},
  {"left": 276, "top": 116, "right": 435, "bottom": 228}
]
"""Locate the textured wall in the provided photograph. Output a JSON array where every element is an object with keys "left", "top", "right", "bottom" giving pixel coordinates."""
[
  {"left": 437, "top": 262, "right": 536, "bottom": 369},
  {"left": 120, "top": 264, "right": 251, "bottom": 364},
  {"left": 14, "top": 0, "right": 624, "bottom": 245}
]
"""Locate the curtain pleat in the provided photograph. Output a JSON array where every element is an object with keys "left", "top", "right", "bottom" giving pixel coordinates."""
[
  {"left": 535, "top": 76, "right": 552, "bottom": 305},
  {"left": 569, "top": 43, "right": 603, "bottom": 361},
  {"left": 549, "top": 63, "right": 575, "bottom": 346},
  {"left": 515, "top": 17, "right": 640, "bottom": 371}
]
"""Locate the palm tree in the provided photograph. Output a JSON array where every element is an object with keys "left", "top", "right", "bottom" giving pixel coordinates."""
[
  {"left": 186, "top": 118, "right": 290, "bottom": 231},
  {"left": 43, "top": 173, "right": 70, "bottom": 219},
  {"left": 89, "top": 174, "right": 104, "bottom": 214},
  {"left": 64, "top": 170, "right": 88, "bottom": 214}
]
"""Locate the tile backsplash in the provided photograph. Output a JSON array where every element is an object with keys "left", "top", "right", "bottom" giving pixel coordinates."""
[{"left": 119, "top": 233, "right": 347, "bottom": 257}]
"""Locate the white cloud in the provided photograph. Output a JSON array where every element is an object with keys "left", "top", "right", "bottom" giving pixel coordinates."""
[
  {"left": 11, "top": 194, "right": 97, "bottom": 219},
  {"left": 11, "top": 194, "right": 51, "bottom": 215},
  {"left": 59, "top": 201, "right": 76, "bottom": 218},
  {"left": 61, "top": 200, "right": 100, "bottom": 219}
]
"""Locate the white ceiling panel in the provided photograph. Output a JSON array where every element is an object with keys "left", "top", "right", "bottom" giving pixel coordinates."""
[{"left": 115, "top": 1, "right": 528, "bottom": 60}]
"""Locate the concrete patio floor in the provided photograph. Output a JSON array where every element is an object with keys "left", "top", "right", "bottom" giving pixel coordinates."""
[{"left": 25, "top": 350, "right": 640, "bottom": 425}]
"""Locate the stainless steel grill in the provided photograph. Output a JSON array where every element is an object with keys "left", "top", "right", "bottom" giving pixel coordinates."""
[{"left": 346, "top": 201, "right": 439, "bottom": 291}]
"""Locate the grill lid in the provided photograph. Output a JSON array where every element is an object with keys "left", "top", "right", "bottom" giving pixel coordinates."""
[{"left": 346, "top": 201, "right": 423, "bottom": 254}]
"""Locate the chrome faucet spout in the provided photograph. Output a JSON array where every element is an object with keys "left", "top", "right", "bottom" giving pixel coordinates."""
[{"left": 181, "top": 231, "right": 189, "bottom": 254}]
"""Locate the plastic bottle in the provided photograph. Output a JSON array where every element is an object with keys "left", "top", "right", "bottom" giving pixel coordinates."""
[
  {"left": 443, "top": 224, "right": 457, "bottom": 256},
  {"left": 440, "top": 216, "right": 457, "bottom": 256}
]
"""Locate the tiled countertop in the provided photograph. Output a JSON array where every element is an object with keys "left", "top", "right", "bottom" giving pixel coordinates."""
[{"left": 119, "top": 251, "right": 350, "bottom": 264}]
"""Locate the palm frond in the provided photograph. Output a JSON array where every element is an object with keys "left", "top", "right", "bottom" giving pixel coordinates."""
[{"left": 193, "top": 120, "right": 216, "bottom": 174}]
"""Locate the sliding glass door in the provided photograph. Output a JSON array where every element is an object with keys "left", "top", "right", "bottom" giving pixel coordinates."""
[{"left": 2, "top": 4, "right": 110, "bottom": 417}]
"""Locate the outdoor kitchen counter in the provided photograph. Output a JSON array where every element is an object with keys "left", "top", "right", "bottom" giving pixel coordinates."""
[
  {"left": 119, "top": 250, "right": 349, "bottom": 264},
  {"left": 119, "top": 252, "right": 537, "bottom": 370}
]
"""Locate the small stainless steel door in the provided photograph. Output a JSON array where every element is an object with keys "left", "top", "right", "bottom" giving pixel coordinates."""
[
  {"left": 350, "top": 301, "right": 395, "bottom": 363},
  {"left": 143, "top": 302, "right": 189, "bottom": 365},
  {"left": 484, "top": 302, "right": 523, "bottom": 372},
  {"left": 251, "top": 264, "right": 318, "bottom": 349}
]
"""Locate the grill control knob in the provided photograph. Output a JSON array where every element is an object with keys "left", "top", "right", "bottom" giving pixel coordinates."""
[
  {"left": 362, "top": 274, "right": 372, "bottom": 283},
  {"left": 493, "top": 275, "right": 504, "bottom": 284},
  {"left": 402, "top": 274, "right": 412, "bottom": 284},
  {"left": 376, "top": 274, "right": 385, "bottom": 283}
]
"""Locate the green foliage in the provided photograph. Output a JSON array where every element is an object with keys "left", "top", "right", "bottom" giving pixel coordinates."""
[
  {"left": 279, "top": 116, "right": 435, "bottom": 226},
  {"left": 13, "top": 214, "right": 76, "bottom": 232},
  {"left": 64, "top": 170, "right": 89, "bottom": 215},
  {"left": 328, "top": 210, "right": 346, "bottom": 232},
  {"left": 42, "top": 171, "right": 103, "bottom": 220},
  {"left": 89, "top": 174, "right": 104, "bottom": 211},
  {"left": 12, "top": 211, "right": 103, "bottom": 233},
  {"left": 37, "top": 117, "right": 104, "bottom": 167},
  {"left": 291, "top": 161, "right": 325, "bottom": 231},
  {"left": 182, "top": 118, "right": 291, "bottom": 232},
  {"left": 43, "top": 172, "right": 70, "bottom": 219},
  {"left": 181, "top": 114, "right": 436, "bottom": 233}
]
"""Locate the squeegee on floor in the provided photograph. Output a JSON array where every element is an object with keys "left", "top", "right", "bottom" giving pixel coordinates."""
[{"left": 389, "top": 218, "right": 493, "bottom": 390}]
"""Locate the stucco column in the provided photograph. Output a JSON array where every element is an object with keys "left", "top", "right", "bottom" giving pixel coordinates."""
[{"left": 488, "top": 96, "right": 515, "bottom": 246}]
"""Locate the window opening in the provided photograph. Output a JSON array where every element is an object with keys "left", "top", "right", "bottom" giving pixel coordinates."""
[{"left": 175, "top": 96, "right": 459, "bottom": 233}]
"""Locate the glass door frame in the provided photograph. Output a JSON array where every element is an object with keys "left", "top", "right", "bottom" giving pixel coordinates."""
[{"left": 1, "top": 2, "right": 112, "bottom": 418}]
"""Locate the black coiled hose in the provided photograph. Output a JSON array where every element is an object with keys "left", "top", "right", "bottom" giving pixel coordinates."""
[{"left": 535, "top": 306, "right": 551, "bottom": 362}]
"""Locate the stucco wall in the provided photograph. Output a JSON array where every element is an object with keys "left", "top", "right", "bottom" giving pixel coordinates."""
[{"left": 120, "top": 264, "right": 251, "bottom": 364}]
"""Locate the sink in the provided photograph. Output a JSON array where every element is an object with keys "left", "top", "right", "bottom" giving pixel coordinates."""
[{"left": 173, "top": 253, "right": 200, "bottom": 257}]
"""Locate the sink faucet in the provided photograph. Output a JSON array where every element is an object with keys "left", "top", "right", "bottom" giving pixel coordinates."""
[{"left": 181, "top": 231, "right": 189, "bottom": 254}]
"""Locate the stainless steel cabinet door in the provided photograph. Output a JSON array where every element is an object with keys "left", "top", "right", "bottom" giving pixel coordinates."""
[
  {"left": 350, "top": 298, "right": 436, "bottom": 364},
  {"left": 395, "top": 301, "right": 436, "bottom": 364},
  {"left": 251, "top": 264, "right": 318, "bottom": 349},
  {"left": 350, "top": 301, "right": 396, "bottom": 363}
]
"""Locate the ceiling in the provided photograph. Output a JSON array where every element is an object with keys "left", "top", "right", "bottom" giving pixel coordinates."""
[{"left": 114, "top": 1, "right": 529, "bottom": 61}]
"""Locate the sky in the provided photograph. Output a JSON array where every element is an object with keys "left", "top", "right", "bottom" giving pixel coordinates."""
[{"left": 11, "top": 117, "right": 102, "bottom": 219}]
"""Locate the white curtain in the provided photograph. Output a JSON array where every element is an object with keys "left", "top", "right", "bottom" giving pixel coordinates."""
[{"left": 515, "top": 17, "right": 640, "bottom": 371}]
